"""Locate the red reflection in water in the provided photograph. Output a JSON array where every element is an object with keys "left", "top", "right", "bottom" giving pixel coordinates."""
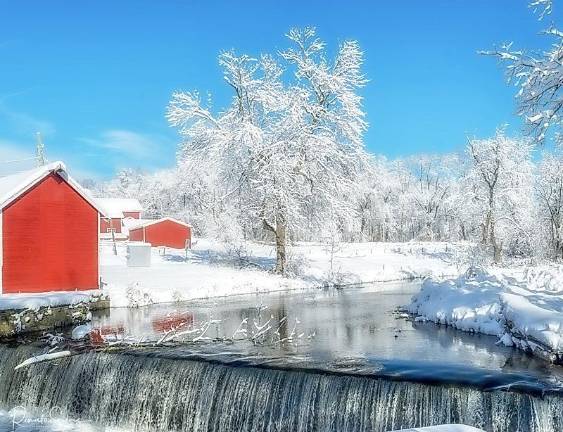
[
  {"left": 152, "top": 312, "right": 194, "bottom": 333},
  {"left": 90, "top": 324, "right": 126, "bottom": 344}
]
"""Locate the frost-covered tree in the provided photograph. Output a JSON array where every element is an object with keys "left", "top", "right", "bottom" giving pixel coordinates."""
[
  {"left": 484, "top": 0, "right": 562, "bottom": 144},
  {"left": 94, "top": 140, "right": 563, "bottom": 261},
  {"left": 351, "top": 154, "right": 461, "bottom": 243},
  {"left": 537, "top": 150, "right": 563, "bottom": 258},
  {"left": 530, "top": 0, "right": 554, "bottom": 19},
  {"left": 355, "top": 157, "right": 395, "bottom": 242},
  {"left": 466, "top": 130, "right": 535, "bottom": 262},
  {"left": 167, "top": 28, "right": 368, "bottom": 273},
  {"left": 406, "top": 154, "right": 460, "bottom": 241}
]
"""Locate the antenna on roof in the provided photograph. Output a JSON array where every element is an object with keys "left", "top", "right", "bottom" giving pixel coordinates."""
[{"left": 35, "top": 132, "right": 46, "bottom": 167}]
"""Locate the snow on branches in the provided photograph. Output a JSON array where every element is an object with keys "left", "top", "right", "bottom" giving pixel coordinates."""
[
  {"left": 483, "top": 0, "right": 562, "bottom": 144},
  {"left": 466, "top": 129, "right": 536, "bottom": 262},
  {"left": 167, "top": 28, "right": 369, "bottom": 273},
  {"left": 95, "top": 22, "right": 563, "bottom": 266},
  {"left": 530, "top": 0, "right": 554, "bottom": 19}
]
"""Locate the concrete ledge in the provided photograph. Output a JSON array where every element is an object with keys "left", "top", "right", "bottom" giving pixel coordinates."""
[{"left": 0, "top": 296, "right": 110, "bottom": 338}]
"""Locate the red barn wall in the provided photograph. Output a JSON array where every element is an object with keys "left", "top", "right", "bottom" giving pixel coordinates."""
[
  {"left": 129, "top": 220, "right": 191, "bottom": 249},
  {"left": 100, "top": 217, "right": 122, "bottom": 233},
  {"left": 128, "top": 228, "right": 144, "bottom": 242},
  {"left": 2, "top": 173, "right": 99, "bottom": 293},
  {"left": 122, "top": 211, "right": 140, "bottom": 219}
]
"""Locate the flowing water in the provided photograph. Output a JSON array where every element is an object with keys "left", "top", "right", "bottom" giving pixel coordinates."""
[{"left": 0, "top": 282, "right": 562, "bottom": 431}]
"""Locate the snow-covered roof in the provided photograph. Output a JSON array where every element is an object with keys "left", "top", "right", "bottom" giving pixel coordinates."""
[
  {"left": 127, "top": 217, "right": 191, "bottom": 230},
  {"left": 122, "top": 217, "right": 150, "bottom": 231},
  {"left": 0, "top": 161, "right": 105, "bottom": 214},
  {"left": 97, "top": 198, "right": 143, "bottom": 219}
]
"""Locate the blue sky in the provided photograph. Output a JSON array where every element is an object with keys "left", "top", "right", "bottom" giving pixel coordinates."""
[{"left": 0, "top": 1, "right": 555, "bottom": 179}]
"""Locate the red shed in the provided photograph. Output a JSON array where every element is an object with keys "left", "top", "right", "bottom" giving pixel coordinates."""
[
  {"left": 0, "top": 162, "right": 105, "bottom": 294},
  {"left": 97, "top": 198, "right": 143, "bottom": 237},
  {"left": 128, "top": 217, "right": 192, "bottom": 249}
]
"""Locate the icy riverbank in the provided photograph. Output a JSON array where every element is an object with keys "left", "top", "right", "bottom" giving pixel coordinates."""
[
  {"left": 407, "top": 266, "right": 563, "bottom": 362},
  {"left": 101, "top": 239, "right": 463, "bottom": 307}
]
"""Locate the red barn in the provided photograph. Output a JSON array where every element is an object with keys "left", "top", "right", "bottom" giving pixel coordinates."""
[
  {"left": 0, "top": 162, "right": 105, "bottom": 294},
  {"left": 128, "top": 218, "right": 192, "bottom": 249},
  {"left": 97, "top": 198, "right": 143, "bottom": 239}
]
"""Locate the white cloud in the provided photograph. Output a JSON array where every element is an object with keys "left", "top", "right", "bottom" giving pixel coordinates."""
[
  {"left": 0, "top": 139, "right": 37, "bottom": 176},
  {"left": 0, "top": 104, "right": 56, "bottom": 137},
  {"left": 80, "top": 129, "right": 177, "bottom": 176},
  {"left": 81, "top": 129, "right": 165, "bottom": 159}
]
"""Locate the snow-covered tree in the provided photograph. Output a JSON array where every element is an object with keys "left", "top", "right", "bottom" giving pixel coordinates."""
[
  {"left": 167, "top": 28, "right": 368, "bottom": 273},
  {"left": 484, "top": 0, "right": 562, "bottom": 144},
  {"left": 537, "top": 150, "right": 563, "bottom": 258},
  {"left": 466, "top": 129, "right": 535, "bottom": 262},
  {"left": 406, "top": 154, "right": 460, "bottom": 241},
  {"left": 94, "top": 139, "right": 563, "bottom": 261}
]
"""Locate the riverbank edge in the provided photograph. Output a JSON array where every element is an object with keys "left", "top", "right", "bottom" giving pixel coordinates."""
[{"left": 0, "top": 296, "right": 109, "bottom": 339}]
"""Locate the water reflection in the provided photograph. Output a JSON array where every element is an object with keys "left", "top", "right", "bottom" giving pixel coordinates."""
[{"left": 91, "top": 282, "right": 563, "bottom": 388}]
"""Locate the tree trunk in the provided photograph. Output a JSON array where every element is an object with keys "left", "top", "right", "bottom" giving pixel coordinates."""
[
  {"left": 274, "top": 214, "right": 287, "bottom": 274},
  {"left": 482, "top": 212, "right": 491, "bottom": 245},
  {"left": 263, "top": 213, "right": 287, "bottom": 275},
  {"left": 490, "top": 221, "right": 502, "bottom": 264},
  {"left": 553, "top": 221, "right": 562, "bottom": 260},
  {"left": 493, "top": 242, "right": 502, "bottom": 263}
]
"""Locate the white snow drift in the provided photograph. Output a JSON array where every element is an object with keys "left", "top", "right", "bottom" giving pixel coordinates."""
[{"left": 407, "top": 265, "right": 563, "bottom": 361}]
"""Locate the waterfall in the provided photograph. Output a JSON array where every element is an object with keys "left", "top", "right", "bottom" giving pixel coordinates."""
[{"left": 0, "top": 345, "right": 561, "bottom": 432}]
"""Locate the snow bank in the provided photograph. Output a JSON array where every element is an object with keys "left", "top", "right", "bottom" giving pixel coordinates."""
[
  {"left": 0, "top": 291, "right": 107, "bottom": 312},
  {"left": 407, "top": 269, "right": 503, "bottom": 336},
  {"left": 101, "top": 240, "right": 463, "bottom": 308},
  {"left": 501, "top": 292, "right": 563, "bottom": 358},
  {"left": 101, "top": 241, "right": 311, "bottom": 308},
  {"left": 407, "top": 265, "right": 563, "bottom": 362},
  {"left": 105, "top": 266, "right": 309, "bottom": 308}
]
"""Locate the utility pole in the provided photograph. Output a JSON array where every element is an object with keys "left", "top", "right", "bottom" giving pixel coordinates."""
[{"left": 35, "top": 132, "right": 46, "bottom": 167}]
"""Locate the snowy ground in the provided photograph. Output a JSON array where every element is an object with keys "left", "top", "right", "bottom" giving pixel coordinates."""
[
  {"left": 407, "top": 265, "right": 563, "bottom": 362},
  {"left": 100, "top": 239, "right": 463, "bottom": 308}
]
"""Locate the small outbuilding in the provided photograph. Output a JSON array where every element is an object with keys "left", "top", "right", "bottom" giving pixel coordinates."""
[
  {"left": 0, "top": 162, "right": 105, "bottom": 294},
  {"left": 128, "top": 217, "right": 192, "bottom": 249},
  {"left": 97, "top": 198, "right": 143, "bottom": 238}
]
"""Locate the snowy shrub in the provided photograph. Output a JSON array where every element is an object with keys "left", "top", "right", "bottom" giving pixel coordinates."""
[
  {"left": 223, "top": 240, "right": 254, "bottom": 268},
  {"left": 322, "top": 268, "right": 353, "bottom": 288},
  {"left": 172, "top": 290, "right": 185, "bottom": 303},
  {"left": 126, "top": 283, "right": 154, "bottom": 308},
  {"left": 451, "top": 243, "right": 489, "bottom": 272},
  {"left": 285, "top": 252, "right": 309, "bottom": 278}
]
